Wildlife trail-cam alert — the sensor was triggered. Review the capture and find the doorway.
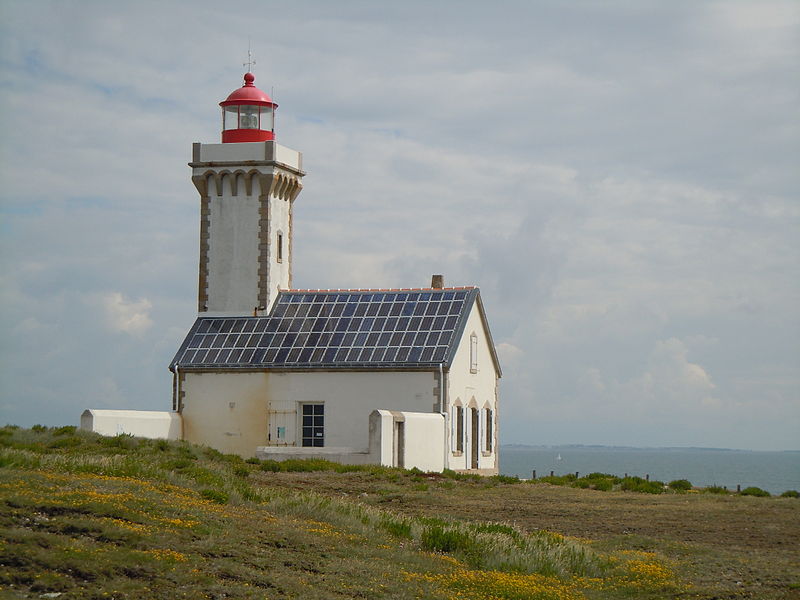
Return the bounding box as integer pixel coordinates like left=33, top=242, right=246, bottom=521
left=393, top=421, right=405, bottom=469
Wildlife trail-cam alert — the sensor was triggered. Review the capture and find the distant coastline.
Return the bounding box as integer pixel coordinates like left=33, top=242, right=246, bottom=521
left=500, top=445, right=800, bottom=494
left=501, top=443, right=800, bottom=453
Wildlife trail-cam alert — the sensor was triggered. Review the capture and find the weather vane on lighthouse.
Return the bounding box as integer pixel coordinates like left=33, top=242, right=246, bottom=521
left=244, top=40, right=256, bottom=72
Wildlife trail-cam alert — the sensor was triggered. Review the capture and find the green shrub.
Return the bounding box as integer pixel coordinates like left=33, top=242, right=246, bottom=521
left=202, top=447, right=225, bottom=462
left=153, top=439, right=170, bottom=452
left=536, top=475, right=571, bottom=486
left=584, top=472, right=617, bottom=481
left=780, top=490, right=799, bottom=498
left=492, top=474, right=520, bottom=485
left=620, top=476, right=646, bottom=490
left=441, top=469, right=481, bottom=483
left=99, top=433, right=137, bottom=450
left=52, top=426, right=77, bottom=436
left=593, top=479, right=613, bottom=492
left=233, top=465, right=250, bottom=478
left=473, top=523, right=519, bottom=537
left=165, top=458, right=193, bottom=470
left=668, top=479, right=692, bottom=491
left=31, top=424, right=48, bottom=433
left=380, top=517, right=412, bottom=538
left=421, top=526, right=474, bottom=554
left=740, top=486, right=770, bottom=497
left=47, top=436, right=82, bottom=449
left=621, top=477, right=664, bottom=494
left=245, top=457, right=261, bottom=465
left=200, top=489, right=229, bottom=504
left=239, top=486, right=265, bottom=503
left=703, top=485, right=728, bottom=494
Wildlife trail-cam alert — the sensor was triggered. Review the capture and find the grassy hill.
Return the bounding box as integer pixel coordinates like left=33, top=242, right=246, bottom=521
left=1, top=426, right=797, bottom=599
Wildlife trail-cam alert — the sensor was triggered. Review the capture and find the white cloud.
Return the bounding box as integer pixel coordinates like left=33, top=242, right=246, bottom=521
left=100, top=292, right=153, bottom=336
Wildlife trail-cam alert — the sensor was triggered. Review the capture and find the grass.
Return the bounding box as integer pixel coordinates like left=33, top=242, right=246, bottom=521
left=1, top=426, right=796, bottom=599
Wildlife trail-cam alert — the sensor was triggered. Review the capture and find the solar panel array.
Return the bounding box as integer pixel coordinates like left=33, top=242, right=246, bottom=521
left=172, top=289, right=476, bottom=369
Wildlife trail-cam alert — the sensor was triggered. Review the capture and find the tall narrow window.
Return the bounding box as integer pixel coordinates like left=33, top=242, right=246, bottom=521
left=470, top=333, right=478, bottom=373
left=484, top=408, right=493, bottom=453
left=277, top=232, right=284, bottom=263
left=456, top=406, right=464, bottom=453
left=301, top=403, right=324, bottom=447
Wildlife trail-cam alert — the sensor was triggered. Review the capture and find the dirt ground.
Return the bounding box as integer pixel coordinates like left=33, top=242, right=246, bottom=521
left=259, top=472, right=800, bottom=599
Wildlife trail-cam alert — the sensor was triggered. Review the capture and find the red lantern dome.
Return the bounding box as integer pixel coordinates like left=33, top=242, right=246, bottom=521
left=219, top=73, right=278, bottom=143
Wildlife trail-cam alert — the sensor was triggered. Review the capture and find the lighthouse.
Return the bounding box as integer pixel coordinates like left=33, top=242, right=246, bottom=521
left=189, top=72, right=305, bottom=316
left=84, top=69, right=502, bottom=473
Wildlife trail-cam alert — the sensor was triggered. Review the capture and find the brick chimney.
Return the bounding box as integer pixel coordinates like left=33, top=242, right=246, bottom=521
left=431, top=274, right=444, bottom=289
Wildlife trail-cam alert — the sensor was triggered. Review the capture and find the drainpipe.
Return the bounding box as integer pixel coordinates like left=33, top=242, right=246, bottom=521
left=172, top=365, right=178, bottom=412
left=439, top=362, right=447, bottom=470
left=174, top=364, right=181, bottom=414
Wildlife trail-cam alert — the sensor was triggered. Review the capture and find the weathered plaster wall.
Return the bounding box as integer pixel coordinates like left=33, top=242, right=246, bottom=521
left=180, top=370, right=437, bottom=457
left=181, top=372, right=270, bottom=457
left=263, top=371, right=437, bottom=449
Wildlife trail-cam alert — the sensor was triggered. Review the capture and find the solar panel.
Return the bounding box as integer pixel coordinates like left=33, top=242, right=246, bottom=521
left=171, top=288, right=476, bottom=369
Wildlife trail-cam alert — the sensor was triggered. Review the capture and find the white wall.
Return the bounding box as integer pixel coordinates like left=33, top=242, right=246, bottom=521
left=198, top=142, right=302, bottom=170
left=257, top=409, right=446, bottom=472
left=206, top=184, right=260, bottom=314
left=180, top=369, right=438, bottom=457
left=263, top=370, right=437, bottom=449
left=80, top=410, right=182, bottom=440
left=400, top=411, right=445, bottom=472
left=181, top=371, right=270, bottom=456
left=269, top=192, right=291, bottom=298
left=446, top=299, right=500, bottom=474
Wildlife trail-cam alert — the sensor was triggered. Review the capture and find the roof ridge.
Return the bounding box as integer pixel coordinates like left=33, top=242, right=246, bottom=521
left=284, top=286, right=476, bottom=293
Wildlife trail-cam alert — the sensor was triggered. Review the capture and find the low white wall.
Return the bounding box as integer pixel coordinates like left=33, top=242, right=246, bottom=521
left=80, top=410, right=182, bottom=440
left=255, top=446, right=373, bottom=465
left=256, top=409, right=445, bottom=472
left=401, top=412, right=445, bottom=472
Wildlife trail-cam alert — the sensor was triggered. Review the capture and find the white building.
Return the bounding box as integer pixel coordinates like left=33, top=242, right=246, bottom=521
left=86, top=72, right=502, bottom=473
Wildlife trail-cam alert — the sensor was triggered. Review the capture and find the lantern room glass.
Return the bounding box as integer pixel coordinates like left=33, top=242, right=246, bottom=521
left=260, top=106, right=274, bottom=131
left=223, top=106, right=239, bottom=131
left=222, top=105, right=274, bottom=131
left=239, top=105, right=259, bottom=129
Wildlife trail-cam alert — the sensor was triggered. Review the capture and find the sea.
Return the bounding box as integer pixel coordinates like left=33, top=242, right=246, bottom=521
left=499, top=445, right=800, bottom=495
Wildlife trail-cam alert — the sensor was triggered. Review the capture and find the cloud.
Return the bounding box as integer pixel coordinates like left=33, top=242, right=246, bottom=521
left=100, top=292, right=153, bottom=336
left=618, top=338, right=719, bottom=415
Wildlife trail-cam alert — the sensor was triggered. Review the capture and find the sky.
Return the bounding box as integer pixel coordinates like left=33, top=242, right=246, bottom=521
left=0, top=1, right=798, bottom=450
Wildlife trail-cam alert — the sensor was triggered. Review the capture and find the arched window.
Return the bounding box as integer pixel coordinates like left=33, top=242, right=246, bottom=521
left=484, top=407, right=493, bottom=453
left=451, top=402, right=464, bottom=454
